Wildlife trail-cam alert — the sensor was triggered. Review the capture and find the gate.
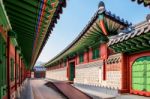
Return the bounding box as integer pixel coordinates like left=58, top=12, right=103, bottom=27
left=131, top=56, right=150, bottom=95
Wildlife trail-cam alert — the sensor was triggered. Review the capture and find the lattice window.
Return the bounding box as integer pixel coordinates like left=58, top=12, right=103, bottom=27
left=10, top=58, right=14, bottom=81
left=92, top=48, right=100, bottom=59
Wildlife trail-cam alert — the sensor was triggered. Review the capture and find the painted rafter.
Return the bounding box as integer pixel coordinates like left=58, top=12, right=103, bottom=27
left=31, top=0, right=60, bottom=67
left=0, top=0, right=11, bottom=30
left=44, top=2, right=130, bottom=67
left=3, top=0, right=66, bottom=67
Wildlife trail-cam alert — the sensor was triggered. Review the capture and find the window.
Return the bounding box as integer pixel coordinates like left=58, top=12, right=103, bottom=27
left=16, top=64, right=19, bottom=79
left=10, top=58, right=14, bottom=81
left=92, top=48, right=100, bottom=59
left=79, top=53, right=84, bottom=63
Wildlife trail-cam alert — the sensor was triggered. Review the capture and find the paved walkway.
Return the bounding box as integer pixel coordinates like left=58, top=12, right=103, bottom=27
left=74, top=84, right=150, bottom=99
left=30, top=79, right=66, bottom=99
left=20, top=79, right=34, bottom=99
left=20, top=79, right=150, bottom=99
left=51, top=81, right=92, bottom=99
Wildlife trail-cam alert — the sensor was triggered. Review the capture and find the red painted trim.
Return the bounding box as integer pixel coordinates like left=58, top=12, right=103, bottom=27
left=100, top=43, right=108, bottom=60
left=99, top=20, right=108, bottom=35
left=9, top=42, right=16, bottom=94
left=2, top=95, right=7, bottom=99
left=31, top=0, right=47, bottom=62
left=66, top=59, right=69, bottom=79
left=130, top=89, right=150, bottom=97
left=77, top=51, right=90, bottom=65
left=103, top=60, right=106, bottom=80
left=7, top=36, right=10, bottom=99
left=120, top=53, right=129, bottom=92
left=76, top=55, right=79, bottom=65
left=15, top=48, right=17, bottom=91
left=19, top=58, right=22, bottom=86
left=84, top=51, right=89, bottom=63
left=129, top=51, right=150, bottom=96
left=89, top=48, right=93, bottom=62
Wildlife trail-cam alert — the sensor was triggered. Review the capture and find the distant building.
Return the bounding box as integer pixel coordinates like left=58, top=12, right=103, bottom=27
left=33, top=66, right=46, bottom=78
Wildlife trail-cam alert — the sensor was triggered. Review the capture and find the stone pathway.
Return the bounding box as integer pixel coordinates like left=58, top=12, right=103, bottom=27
left=20, top=79, right=34, bottom=99
left=30, top=79, right=66, bottom=99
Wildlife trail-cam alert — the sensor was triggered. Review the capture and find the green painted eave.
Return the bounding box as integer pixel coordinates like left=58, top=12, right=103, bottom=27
left=0, top=0, right=11, bottom=30
left=108, top=21, right=150, bottom=54
left=110, top=32, right=150, bottom=54
left=44, top=10, right=130, bottom=67
left=3, top=0, right=66, bottom=68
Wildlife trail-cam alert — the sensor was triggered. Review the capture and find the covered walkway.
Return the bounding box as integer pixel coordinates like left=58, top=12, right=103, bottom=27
left=20, top=79, right=150, bottom=99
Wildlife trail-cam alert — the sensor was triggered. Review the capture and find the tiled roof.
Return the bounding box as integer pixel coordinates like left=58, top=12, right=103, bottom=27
left=108, top=21, right=150, bottom=46
left=33, top=66, right=46, bottom=72
left=131, top=0, right=150, bottom=7
left=44, top=9, right=131, bottom=67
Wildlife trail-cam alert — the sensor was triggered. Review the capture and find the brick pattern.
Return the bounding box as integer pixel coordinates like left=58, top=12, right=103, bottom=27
left=106, top=71, right=121, bottom=89
left=74, top=61, right=103, bottom=85
left=46, top=67, right=67, bottom=81
left=74, top=54, right=122, bottom=90
left=105, top=53, right=122, bottom=89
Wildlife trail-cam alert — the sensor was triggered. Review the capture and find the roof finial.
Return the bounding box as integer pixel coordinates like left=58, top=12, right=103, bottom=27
left=98, top=1, right=105, bottom=13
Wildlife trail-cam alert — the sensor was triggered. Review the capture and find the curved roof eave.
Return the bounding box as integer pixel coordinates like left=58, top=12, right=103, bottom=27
left=131, top=0, right=150, bottom=7
left=31, top=0, right=67, bottom=67
left=44, top=8, right=131, bottom=67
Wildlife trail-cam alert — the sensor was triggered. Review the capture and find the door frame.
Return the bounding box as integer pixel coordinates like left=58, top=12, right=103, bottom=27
left=69, top=62, right=75, bottom=81
left=129, top=51, right=150, bottom=96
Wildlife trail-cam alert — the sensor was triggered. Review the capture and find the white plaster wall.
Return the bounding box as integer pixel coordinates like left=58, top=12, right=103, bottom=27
left=74, top=60, right=121, bottom=90
left=74, top=61, right=103, bottom=85
left=106, top=71, right=121, bottom=89
left=46, top=67, right=67, bottom=81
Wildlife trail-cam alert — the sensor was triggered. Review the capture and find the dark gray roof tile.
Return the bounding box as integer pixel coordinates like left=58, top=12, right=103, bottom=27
left=108, top=21, right=150, bottom=46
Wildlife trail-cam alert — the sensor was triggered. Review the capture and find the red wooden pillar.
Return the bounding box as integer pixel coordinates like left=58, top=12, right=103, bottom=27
left=119, top=53, right=129, bottom=93
left=100, top=44, right=108, bottom=60
left=100, top=43, right=108, bottom=80
left=7, top=36, right=10, bottom=99
left=15, top=48, right=17, bottom=91
left=21, top=61, right=23, bottom=84
left=75, top=56, right=78, bottom=65
left=89, top=48, right=92, bottom=62
left=66, top=58, right=69, bottom=80
left=19, top=58, right=22, bottom=86
left=76, top=55, right=79, bottom=65
left=84, top=50, right=89, bottom=63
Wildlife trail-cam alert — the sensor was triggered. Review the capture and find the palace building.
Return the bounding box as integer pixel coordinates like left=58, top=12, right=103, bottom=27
left=45, top=1, right=150, bottom=97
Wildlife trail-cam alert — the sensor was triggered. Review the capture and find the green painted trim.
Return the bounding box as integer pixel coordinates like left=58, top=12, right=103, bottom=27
left=16, top=46, right=21, bottom=54
left=110, top=32, right=150, bottom=53
left=0, top=0, right=12, bottom=30
left=10, top=38, right=18, bottom=47
left=8, top=30, right=17, bottom=38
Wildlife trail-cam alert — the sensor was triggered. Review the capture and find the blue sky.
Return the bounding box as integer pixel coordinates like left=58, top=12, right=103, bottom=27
left=36, top=0, right=149, bottom=64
